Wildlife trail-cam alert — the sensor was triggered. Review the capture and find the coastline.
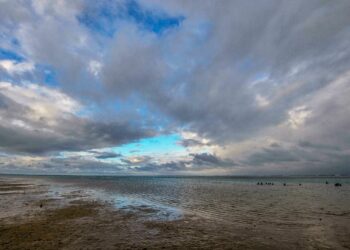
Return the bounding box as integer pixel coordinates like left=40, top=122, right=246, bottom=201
left=0, top=176, right=349, bottom=250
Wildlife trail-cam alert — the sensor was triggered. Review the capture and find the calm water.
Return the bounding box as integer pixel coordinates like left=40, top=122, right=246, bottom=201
left=40, top=176, right=350, bottom=224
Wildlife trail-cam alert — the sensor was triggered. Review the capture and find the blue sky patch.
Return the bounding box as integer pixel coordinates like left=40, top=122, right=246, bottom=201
left=126, top=0, right=184, bottom=34
left=78, top=0, right=183, bottom=37
left=113, top=133, right=185, bottom=157
left=0, top=48, right=23, bottom=62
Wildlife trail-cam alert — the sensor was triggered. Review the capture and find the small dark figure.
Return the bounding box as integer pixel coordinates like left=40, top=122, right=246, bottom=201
left=299, top=183, right=302, bottom=186
left=334, top=183, right=342, bottom=187
left=40, top=203, right=43, bottom=208
left=326, top=181, right=329, bottom=184
left=283, top=183, right=286, bottom=186
left=272, top=183, right=274, bottom=185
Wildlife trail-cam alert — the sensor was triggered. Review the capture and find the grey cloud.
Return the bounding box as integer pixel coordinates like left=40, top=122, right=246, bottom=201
left=120, top=155, right=152, bottom=165
left=132, top=153, right=237, bottom=173
left=179, top=139, right=210, bottom=148
left=100, top=0, right=350, bottom=146
left=0, top=88, right=153, bottom=155
left=134, top=161, right=186, bottom=173
left=0, top=156, right=124, bottom=175
left=243, top=148, right=300, bottom=166
left=1, top=0, right=350, bottom=175
left=298, top=141, right=341, bottom=152
left=191, top=153, right=237, bottom=168
left=101, top=25, right=168, bottom=103
left=91, top=151, right=122, bottom=159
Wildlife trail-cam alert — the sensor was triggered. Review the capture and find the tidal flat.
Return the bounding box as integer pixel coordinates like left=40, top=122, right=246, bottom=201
left=0, top=175, right=349, bottom=250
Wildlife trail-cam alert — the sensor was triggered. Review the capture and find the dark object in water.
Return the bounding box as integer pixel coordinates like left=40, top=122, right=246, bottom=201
left=299, top=183, right=302, bottom=186
left=334, top=183, right=342, bottom=187
left=326, top=181, right=329, bottom=184
left=283, top=183, right=286, bottom=186
left=40, top=203, right=43, bottom=208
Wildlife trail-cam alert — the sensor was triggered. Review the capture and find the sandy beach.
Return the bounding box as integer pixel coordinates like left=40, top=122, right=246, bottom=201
left=0, top=176, right=349, bottom=250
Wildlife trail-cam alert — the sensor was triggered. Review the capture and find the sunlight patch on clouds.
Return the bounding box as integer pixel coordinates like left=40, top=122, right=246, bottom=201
left=88, top=60, right=102, bottom=77
left=0, top=81, right=81, bottom=121
left=288, top=106, right=312, bottom=129
left=255, top=94, right=270, bottom=108
left=0, top=60, right=35, bottom=75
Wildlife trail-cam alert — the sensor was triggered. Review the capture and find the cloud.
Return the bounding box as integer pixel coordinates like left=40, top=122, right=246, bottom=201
left=178, top=138, right=210, bottom=148
left=0, top=154, right=124, bottom=175
left=191, top=153, right=237, bottom=168
left=0, top=82, right=153, bottom=154
left=243, top=148, right=300, bottom=166
left=0, top=60, right=35, bottom=75
left=92, top=151, right=122, bottom=159
left=1, top=0, right=350, bottom=175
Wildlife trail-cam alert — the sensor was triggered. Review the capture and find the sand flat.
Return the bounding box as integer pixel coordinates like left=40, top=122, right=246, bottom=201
left=0, top=176, right=349, bottom=250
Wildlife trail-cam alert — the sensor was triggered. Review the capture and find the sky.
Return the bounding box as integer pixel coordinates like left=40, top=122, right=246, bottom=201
left=0, top=0, right=350, bottom=176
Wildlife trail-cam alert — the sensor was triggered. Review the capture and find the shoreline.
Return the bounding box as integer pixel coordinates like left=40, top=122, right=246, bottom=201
left=0, top=176, right=349, bottom=249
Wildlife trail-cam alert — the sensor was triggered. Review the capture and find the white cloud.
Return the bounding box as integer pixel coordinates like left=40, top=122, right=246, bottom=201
left=287, top=106, right=312, bottom=129
left=88, top=60, right=102, bottom=77
left=0, top=60, right=35, bottom=75
left=255, top=94, right=270, bottom=108
left=0, top=81, right=81, bottom=122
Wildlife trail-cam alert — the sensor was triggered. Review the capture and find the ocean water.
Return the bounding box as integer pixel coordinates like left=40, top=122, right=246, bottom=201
left=40, top=176, right=350, bottom=224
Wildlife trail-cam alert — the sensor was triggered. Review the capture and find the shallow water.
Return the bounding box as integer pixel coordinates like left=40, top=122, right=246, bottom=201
left=1, top=175, right=349, bottom=249
left=31, top=175, right=350, bottom=225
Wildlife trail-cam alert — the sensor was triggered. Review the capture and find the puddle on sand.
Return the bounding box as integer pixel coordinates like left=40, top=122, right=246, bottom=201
left=111, top=195, right=183, bottom=221
left=46, top=183, right=183, bottom=222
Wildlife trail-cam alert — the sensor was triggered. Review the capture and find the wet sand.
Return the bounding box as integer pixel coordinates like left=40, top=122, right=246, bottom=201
left=0, top=177, right=349, bottom=250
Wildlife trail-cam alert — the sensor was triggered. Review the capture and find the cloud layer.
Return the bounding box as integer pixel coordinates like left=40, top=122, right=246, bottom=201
left=0, top=0, right=350, bottom=175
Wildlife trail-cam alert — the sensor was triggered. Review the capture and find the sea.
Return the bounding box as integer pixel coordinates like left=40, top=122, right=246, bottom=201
left=20, top=175, right=350, bottom=223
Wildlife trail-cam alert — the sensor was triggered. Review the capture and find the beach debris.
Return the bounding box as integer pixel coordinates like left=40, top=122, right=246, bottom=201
left=334, top=183, right=342, bottom=187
